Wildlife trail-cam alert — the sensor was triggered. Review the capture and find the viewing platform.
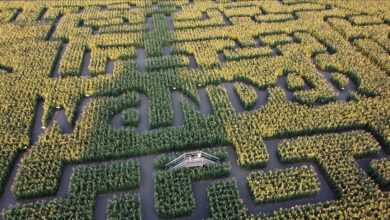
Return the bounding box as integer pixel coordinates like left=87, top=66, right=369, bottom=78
left=165, top=151, right=220, bottom=171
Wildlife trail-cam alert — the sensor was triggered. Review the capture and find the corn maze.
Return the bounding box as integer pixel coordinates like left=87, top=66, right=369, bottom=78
left=0, top=0, right=390, bottom=219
